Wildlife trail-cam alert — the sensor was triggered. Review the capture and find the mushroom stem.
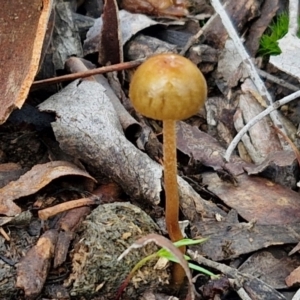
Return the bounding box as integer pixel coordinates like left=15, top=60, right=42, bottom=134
left=163, top=120, right=183, bottom=243
left=163, top=119, right=186, bottom=285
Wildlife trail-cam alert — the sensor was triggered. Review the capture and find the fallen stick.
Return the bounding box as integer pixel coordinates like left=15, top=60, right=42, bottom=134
left=38, top=198, right=96, bottom=220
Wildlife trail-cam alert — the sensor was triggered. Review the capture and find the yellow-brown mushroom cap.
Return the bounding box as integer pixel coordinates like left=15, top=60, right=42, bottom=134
left=129, top=53, right=207, bottom=120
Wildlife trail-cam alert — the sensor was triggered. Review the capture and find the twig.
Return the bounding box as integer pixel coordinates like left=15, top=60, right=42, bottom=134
left=224, top=90, right=300, bottom=161
left=236, top=287, right=253, bottom=300
left=257, top=68, right=300, bottom=92
left=0, top=227, right=10, bottom=241
left=31, top=60, right=143, bottom=90
left=187, top=250, right=252, bottom=300
left=38, top=198, right=96, bottom=220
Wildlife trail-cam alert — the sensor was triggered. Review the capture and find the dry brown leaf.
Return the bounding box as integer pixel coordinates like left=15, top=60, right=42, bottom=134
left=238, top=249, right=299, bottom=289
left=202, top=172, right=300, bottom=225
left=286, top=266, right=300, bottom=287
left=0, top=0, right=53, bottom=124
left=83, top=9, right=157, bottom=56
left=191, top=211, right=300, bottom=261
left=0, top=161, right=96, bottom=217
left=99, top=0, right=122, bottom=66
left=176, top=121, right=249, bottom=176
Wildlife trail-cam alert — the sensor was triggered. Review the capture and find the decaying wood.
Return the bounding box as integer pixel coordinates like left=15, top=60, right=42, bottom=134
left=16, top=230, right=58, bottom=299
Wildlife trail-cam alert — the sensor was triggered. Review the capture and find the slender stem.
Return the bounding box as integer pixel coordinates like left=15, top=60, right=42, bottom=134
left=163, top=120, right=183, bottom=242
left=163, top=120, right=185, bottom=285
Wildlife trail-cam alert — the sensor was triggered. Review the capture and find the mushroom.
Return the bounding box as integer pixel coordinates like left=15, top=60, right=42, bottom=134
left=129, top=53, right=207, bottom=284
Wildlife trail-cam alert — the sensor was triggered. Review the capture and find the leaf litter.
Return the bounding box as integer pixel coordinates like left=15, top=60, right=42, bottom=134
left=2, top=0, right=300, bottom=299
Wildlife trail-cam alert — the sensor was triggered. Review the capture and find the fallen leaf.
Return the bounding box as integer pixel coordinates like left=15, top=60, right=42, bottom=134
left=98, top=0, right=122, bottom=66
left=0, top=0, right=53, bottom=124
left=0, top=161, right=96, bottom=216
left=244, top=150, right=298, bottom=189
left=191, top=213, right=300, bottom=260
left=52, top=0, right=83, bottom=70
left=83, top=10, right=157, bottom=56
left=238, top=249, right=299, bottom=289
left=176, top=121, right=249, bottom=176
left=202, top=172, right=300, bottom=225
left=286, top=266, right=300, bottom=287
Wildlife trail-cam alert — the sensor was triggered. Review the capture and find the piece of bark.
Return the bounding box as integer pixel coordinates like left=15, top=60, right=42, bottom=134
left=54, top=230, right=74, bottom=268
left=16, top=229, right=58, bottom=299
left=56, top=206, right=91, bottom=232
left=244, top=150, right=299, bottom=189
left=38, top=197, right=95, bottom=220
left=119, top=0, right=188, bottom=16
left=0, top=0, right=53, bottom=124
left=39, top=80, right=162, bottom=206
left=176, top=121, right=250, bottom=176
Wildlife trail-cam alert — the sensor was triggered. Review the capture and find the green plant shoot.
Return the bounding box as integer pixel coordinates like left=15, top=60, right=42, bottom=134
left=259, top=12, right=300, bottom=57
